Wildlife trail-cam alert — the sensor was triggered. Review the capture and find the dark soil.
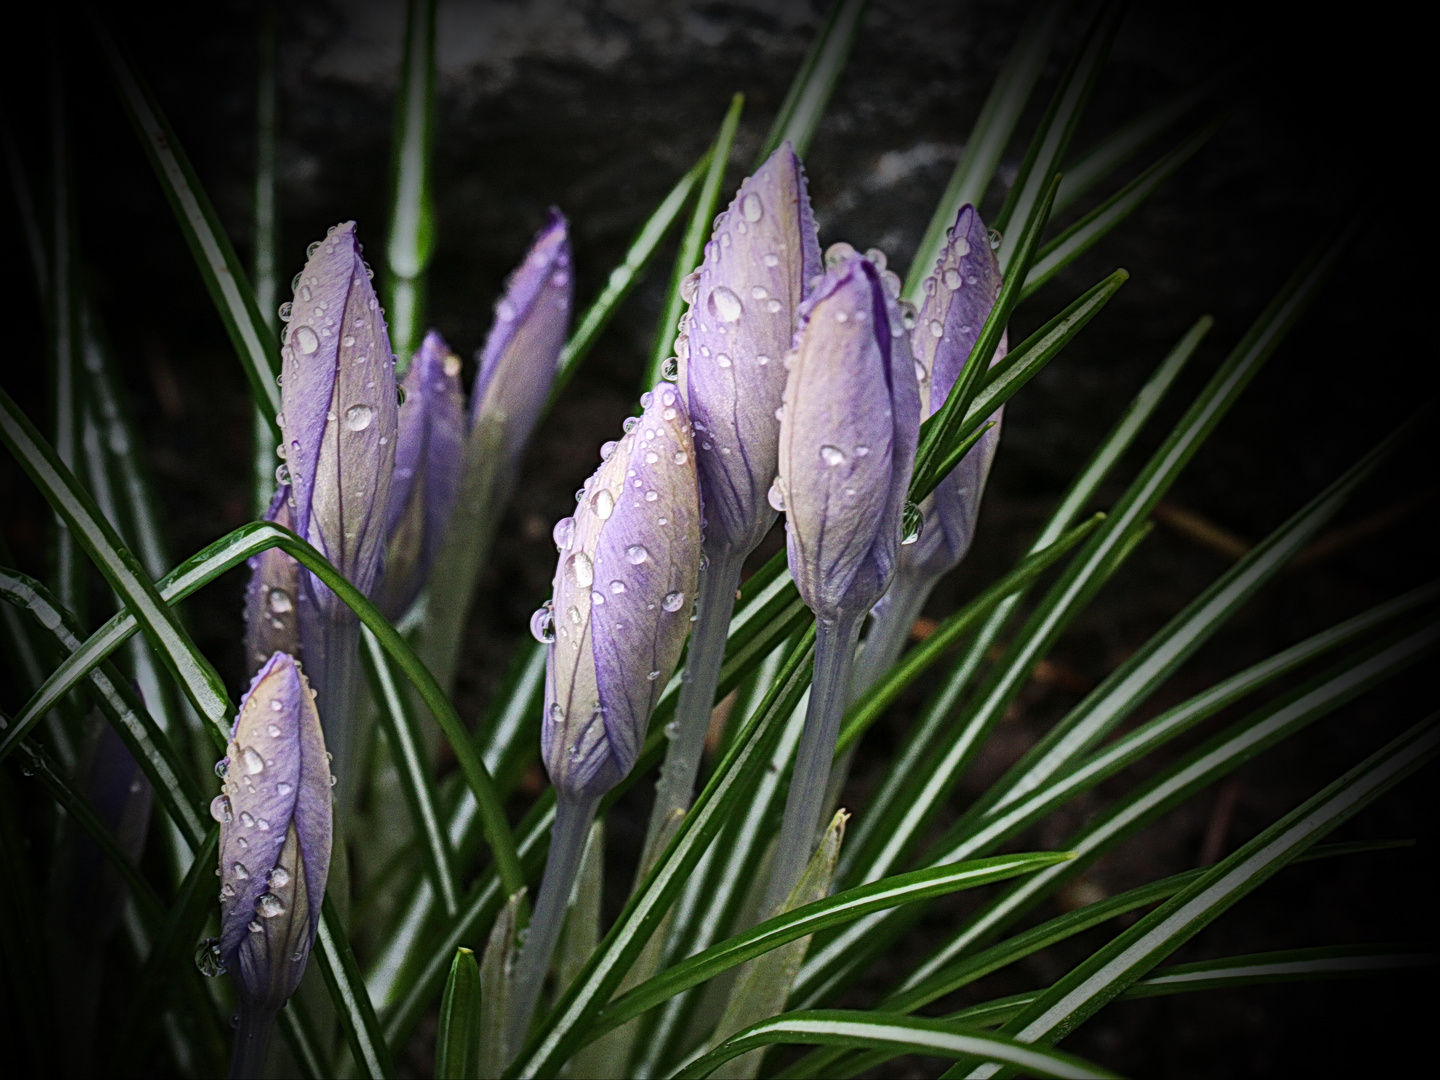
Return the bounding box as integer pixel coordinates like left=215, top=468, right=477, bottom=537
left=1, top=2, right=1434, bottom=1077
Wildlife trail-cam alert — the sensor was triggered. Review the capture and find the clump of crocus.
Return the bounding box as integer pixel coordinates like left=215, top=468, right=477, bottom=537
left=210, top=652, right=333, bottom=1079
left=421, top=211, right=573, bottom=694
left=277, top=221, right=399, bottom=803
left=852, top=204, right=1006, bottom=693
left=243, top=485, right=300, bottom=677
left=507, top=381, right=701, bottom=1055
left=645, top=142, right=821, bottom=856
left=763, top=248, right=921, bottom=913
left=374, top=330, right=465, bottom=622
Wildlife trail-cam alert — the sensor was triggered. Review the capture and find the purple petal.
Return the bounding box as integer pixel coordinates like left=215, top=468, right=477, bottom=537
left=215, top=652, right=333, bottom=1012
left=543, top=383, right=701, bottom=799
left=777, top=256, right=921, bottom=620
left=376, top=330, right=465, bottom=619
left=471, top=210, right=572, bottom=465
left=682, top=143, right=821, bottom=558
left=243, top=486, right=300, bottom=675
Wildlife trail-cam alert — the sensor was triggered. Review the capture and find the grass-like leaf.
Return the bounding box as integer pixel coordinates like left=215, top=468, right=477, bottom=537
left=757, top=0, right=868, bottom=162
left=435, top=948, right=482, bottom=1080
left=92, top=15, right=281, bottom=429
left=314, top=895, right=397, bottom=1079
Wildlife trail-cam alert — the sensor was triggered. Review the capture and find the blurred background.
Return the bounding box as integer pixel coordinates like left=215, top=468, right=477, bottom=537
left=1, top=1, right=1432, bottom=1075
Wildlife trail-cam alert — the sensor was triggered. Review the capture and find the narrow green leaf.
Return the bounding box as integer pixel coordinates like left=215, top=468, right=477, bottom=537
left=313, top=895, right=396, bottom=1079
left=1022, top=116, right=1223, bottom=300
left=279, top=1003, right=328, bottom=1080
left=361, top=626, right=460, bottom=917
left=993, top=0, right=1125, bottom=253
left=551, top=154, right=708, bottom=403
left=253, top=1, right=281, bottom=515
left=91, top=15, right=281, bottom=429
left=435, top=948, right=482, bottom=1080
left=757, top=0, right=868, bottom=162
left=903, top=0, right=1070, bottom=303
left=672, top=1011, right=1119, bottom=1080
left=481, top=890, right=525, bottom=1078
left=976, top=714, right=1439, bottom=1074
left=385, top=0, right=438, bottom=366
left=0, top=385, right=233, bottom=737
left=646, top=93, right=744, bottom=387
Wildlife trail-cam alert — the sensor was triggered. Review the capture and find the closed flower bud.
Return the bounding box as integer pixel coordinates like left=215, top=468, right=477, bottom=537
left=375, top=331, right=465, bottom=620
left=680, top=143, right=821, bottom=559
left=470, top=209, right=572, bottom=462
left=774, top=253, right=922, bottom=622
left=243, top=486, right=300, bottom=676
left=539, top=383, right=701, bottom=800
left=906, top=205, right=1006, bottom=578
left=279, top=221, right=399, bottom=611
left=213, top=652, right=333, bottom=1015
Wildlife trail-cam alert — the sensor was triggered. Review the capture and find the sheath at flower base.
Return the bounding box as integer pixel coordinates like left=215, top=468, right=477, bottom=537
left=242, top=485, right=300, bottom=678
left=507, top=382, right=700, bottom=1055
left=421, top=211, right=573, bottom=695
left=763, top=252, right=921, bottom=914
left=854, top=204, right=1007, bottom=694
left=374, top=330, right=465, bottom=622
left=277, top=221, right=398, bottom=806
left=210, top=652, right=333, bottom=1078
left=647, top=142, right=821, bottom=850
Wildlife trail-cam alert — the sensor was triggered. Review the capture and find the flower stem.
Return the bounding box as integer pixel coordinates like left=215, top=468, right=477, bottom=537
left=640, top=550, right=743, bottom=870
left=309, top=611, right=363, bottom=816
left=762, top=611, right=863, bottom=915
left=229, top=1005, right=276, bottom=1079
left=505, top=792, right=598, bottom=1060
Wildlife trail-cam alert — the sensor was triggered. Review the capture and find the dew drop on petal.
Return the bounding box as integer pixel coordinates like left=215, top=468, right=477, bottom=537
left=592, top=489, right=614, bottom=520
left=763, top=253, right=779, bottom=267
left=645, top=490, right=658, bottom=501
left=553, top=517, right=576, bottom=550
left=623, top=416, right=639, bottom=433
left=530, top=604, right=556, bottom=643
left=609, top=580, right=626, bottom=594
left=548, top=703, right=565, bottom=724
left=268, top=867, right=290, bottom=888
left=661, top=356, right=679, bottom=381
left=647, top=669, right=661, bottom=681
left=255, top=893, right=286, bottom=918
left=625, top=544, right=649, bottom=565
left=267, top=723, right=281, bottom=737
left=989, top=228, right=1003, bottom=250
left=294, top=326, right=319, bottom=354
left=276, top=781, right=292, bottom=795
left=215, top=758, right=230, bottom=778
left=209, top=795, right=232, bottom=823
left=662, top=591, right=686, bottom=612
left=708, top=285, right=743, bottom=323
left=344, top=404, right=373, bottom=431
left=767, top=477, right=786, bottom=511
left=242, top=747, right=266, bottom=775
left=855, top=444, right=870, bottom=457
left=600, top=440, right=618, bottom=461
left=233, top=862, right=250, bottom=880
left=267, top=588, right=292, bottom=614
left=673, top=450, right=688, bottom=464
left=568, top=551, right=594, bottom=588
left=928, top=319, right=945, bottom=339
left=901, top=502, right=924, bottom=545
left=820, top=445, right=845, bottom=467
left=679, top=270, right=701, bottom=304
left=942, top=268, right=962, bottom=290
left=741, top=192, right=763, bottom=222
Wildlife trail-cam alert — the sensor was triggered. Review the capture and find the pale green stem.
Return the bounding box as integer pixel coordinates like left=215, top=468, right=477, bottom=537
left=762, top=612, right=863, bottom=915
left=641, top=549, right=743, bottom=868
left=229, top=1005, right=276, bottom=1079
left=505, top=792, right=598, bottom=1061
left=312, top=612, right=363, bottom=817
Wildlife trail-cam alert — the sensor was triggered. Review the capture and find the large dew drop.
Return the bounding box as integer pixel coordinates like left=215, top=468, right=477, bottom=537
left=242, top=747, right=266, bottom=775
left=255, top=893, right=286, bottom=918
left=819, top=445, right=845, bottom=467
left=708, top=285, right=743, bottom=323
left=553, top=517, right=576, bottom=550
left=209, top=794, right=233, bottom=824
left=901, top=501, right=924, bottom=545
left=294, top=326, right=320, bottom=354
left=662, top=591, right=686, bottom=613
left=592, top=489, right=614, bottom=520
left=741, top=193, right=763, bottom=222
left=625, top=544, right=650, bottom=565
left=267, top=588, right=292, bottom=614
left=568, top=551, right=595, bottom=588
left=530, top=604, right=556, bottom=644
left=767, top=477, right=786, bottom=512
left=343, top=404, right=374, bottom=431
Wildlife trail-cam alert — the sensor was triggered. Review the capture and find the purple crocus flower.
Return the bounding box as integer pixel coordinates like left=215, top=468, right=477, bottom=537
left=540, top=382, right=701, bottom=800
left=212, top=652, right=332, bottom=1071
left=774, top=252, right=922, bottom=623
left=242, top=485, right=299, bottom=677
left=374, top=330, right=465, bottom=622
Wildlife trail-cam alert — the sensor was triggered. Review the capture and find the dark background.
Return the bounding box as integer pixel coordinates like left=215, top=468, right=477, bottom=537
left=1, top=1, right=1434, bottom=1076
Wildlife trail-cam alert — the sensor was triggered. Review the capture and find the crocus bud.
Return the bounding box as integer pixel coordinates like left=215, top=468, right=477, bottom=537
left=278, top=221, right=399, bottom=611
left=905, top=205, right=1006, bottom=578
left=374, top=331, right=465, bottom=621
left=679, top=142, right=821, bottom=560
left=773, top=253, right=921, bottom=622
left=212, top=652, right=333, bottom=1015
left=536, top=383, right=701, bottom=800
left=243, top=486, right=300, bottom=676
left=470, top=209, right=572, bottom=464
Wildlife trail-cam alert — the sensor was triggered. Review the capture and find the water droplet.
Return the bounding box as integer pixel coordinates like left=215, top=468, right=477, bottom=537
left=600, top=440, right=618, bottom=461
left=568, top=551, right=595, bottom=588
left=820, top=445, right=845, bottom=467
left=553, top=517, right=576, bottom=550
left=834, top=310, right=849, bottom=323
left=988, top=228, right=1003, bottom=250
left=767, top=477, right=786, bottom=511
left=640, top=391, right=654, bottom=409
left=274, top=463, right=291, bottom=486
left=591, top=489, right=614, bottom=520
left=266, top=588, right=292, bottom=616
left=609, top=580, right=627, bottom=595
left=928, top=319, right=945, bottom=339
left=645, top=490, right=658, bottom=501
left=662, top=591, right=685, bottom=612
left=679, top=270, right=701, bottom=304
left=255, top=893, right=286, bottom=918
left=741, top=192, right=763, bottom=222
left=209, top=795, right=233, bottom=823
left=661, top=356, right=680, bottom=381
left=278, top=301, right=293, bottom=322
left=215, top=758, right=229, bottom=778
left=716, top=353, right=732, bottom=368
left=708, top=285, right=743, bottom=323
left=591, top=589, right=606, bottom=605
left=343, top=404, right=374, bottom=431
left=915, top=359, right=928, bottom=383
left=901, top=502, right=924, bottom=545
left=567, top=605, right=582, bottom=625
left=268, top=867, right=291, bottom=888
left=623, top=416, right=639, bottom=433
left=396, top=385, right=407, bottom=406
left=548, top=703, right=565, bottom=725
left=232, top=861, right=250, bottom=880
left=195, top=938, right=226, bottom=977
left=248, top=920, right=264, bottom=933
left=530, top=604, right=556, bottom=643
left=625, top=544, right=649, bottom=565
left=242, top=747, right=265, bottom=775
left=647, top=669, right=661, bottom=682
left=257, top=817, right=271, bottom=830
left=645, top=451, right=659, bottom=464
left=942, top=267, right=963, bottom=290
left=664, top=720, right=680, bottom=740
left=294, top=326, right=319, bottom=354
left=270, top=700, right=283, bottom=712
left=774, top=405, right=785, bottom=421
left=673, top=450, right=688, bottom=464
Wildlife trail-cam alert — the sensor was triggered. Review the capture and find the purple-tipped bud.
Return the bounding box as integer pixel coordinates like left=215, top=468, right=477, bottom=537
left=375, top=331, right=465, bottom=620
left=904, top=205, right=1006, bottom=579
left=243, top=486, right=300, bottom=676
left=470, top=210, right=572, bottom=463
left=212, top=652, right=333, bottom=1015
left=679, top=143, right=821, bottom=559
left=278, top=221, right=398, bottom=610
left=537, top=384, right=701, bottom=800
left=773, top=252, right=921, bottom=622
